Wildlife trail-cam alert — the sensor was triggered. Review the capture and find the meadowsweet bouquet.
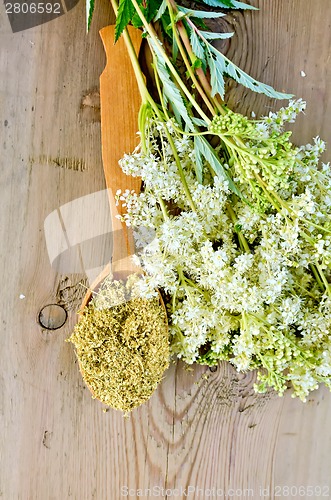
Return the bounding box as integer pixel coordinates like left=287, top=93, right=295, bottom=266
left=83, top=0, right=331, bottom=403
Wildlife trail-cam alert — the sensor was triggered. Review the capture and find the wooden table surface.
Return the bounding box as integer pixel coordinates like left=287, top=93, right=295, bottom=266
left=1, top=1, right=331, bottom=498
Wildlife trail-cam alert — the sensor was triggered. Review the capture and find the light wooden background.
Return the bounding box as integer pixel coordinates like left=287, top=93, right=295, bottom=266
left=1, top=1, right=331, bottom=499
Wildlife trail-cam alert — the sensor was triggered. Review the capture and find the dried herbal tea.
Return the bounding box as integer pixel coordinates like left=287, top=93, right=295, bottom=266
left=68, top=275, right=169, bottom=412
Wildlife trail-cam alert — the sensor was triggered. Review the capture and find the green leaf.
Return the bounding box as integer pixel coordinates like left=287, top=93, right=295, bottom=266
left=146, top=0, right=162, bottom=22
left=194, top=18, right=208, bottom=31
left=132, top=11, right=143, bottom=28
left=138, top=102, right=152, bottom=152
left=178, top=6, right=226, bottom=19
left=174, top=11, right=187, bottom=22
left=154, top=0, right=167, bottom=21
left=192, top=58, right=202, bottom=70
left=150, top=39, right=194, bottom=130
left=200, top=30, right=234, bottom=40
left=200, top=0, right=257, bottom=9
left=131, top=0, right=159, bottom=30
left=115, top=0, right=135, bottom=42
left=191, top=116, right=208, bottom=127
left=172, top=28, right=179, bottom=61
left=194, top=136, right=243, bottom=197
left=160, top=11, right=172, bottom=36
left=210, top=0, right=234, bottom=6
left=190, top=29, right=206, bottom=61
left=86, top=0, right=95, bottom=32
left=225, top=0, right=257, bottom=9
left=208, top=45, right=293, bottom=100
left=207, top=52, right=226, bottom=98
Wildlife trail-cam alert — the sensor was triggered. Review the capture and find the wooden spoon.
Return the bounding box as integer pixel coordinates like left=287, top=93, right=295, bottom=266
left=81, top=25, right=143, bottom=308
left=72, top=26, right=169, bottom=411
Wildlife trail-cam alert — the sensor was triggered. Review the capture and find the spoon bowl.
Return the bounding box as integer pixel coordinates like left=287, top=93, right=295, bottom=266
left=71, top=25, right=169, bottom=412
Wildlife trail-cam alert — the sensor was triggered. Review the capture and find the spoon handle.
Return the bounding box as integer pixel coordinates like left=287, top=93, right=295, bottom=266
left=99, top=25, right=142, bottom=267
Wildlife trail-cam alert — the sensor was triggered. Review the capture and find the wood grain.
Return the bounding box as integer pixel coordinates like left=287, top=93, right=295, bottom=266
left=1, top=1, right=331, bottom=499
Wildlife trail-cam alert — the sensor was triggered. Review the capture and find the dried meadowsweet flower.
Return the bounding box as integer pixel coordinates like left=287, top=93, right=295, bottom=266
left=68, top=274, right=169, bottom=412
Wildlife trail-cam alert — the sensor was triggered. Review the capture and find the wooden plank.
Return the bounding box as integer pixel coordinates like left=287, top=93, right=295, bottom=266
left=0, top=1, right=331, bottom=498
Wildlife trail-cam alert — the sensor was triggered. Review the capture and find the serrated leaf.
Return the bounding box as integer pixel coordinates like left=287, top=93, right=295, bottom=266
left=200, top=30, right=234, bottom=40
left=191, top=116, right=208, bottom=127
left=131, top=0, right=159, bottom=28
left=194, top=136, right=243, bottom=197
left=226, top=0, right=257, bottom=9
left=174, top=11, right=187, bottom=22
left=160, top=11, right=172, bottom=36
left=178, top=6, right=226, bottom=19
left=200, top=0, right=257, bottom=9
left=208, top=45, right=293, bottom=100
left=207, top=52, right=226, bottom=98
left=132, top=10, right=144, bottom=28
left=132, top=0, right=159, bottom=28
left=86, top=0, right=95, bottom=32
left=154, top=0, right=167, bottom=21
left=115, top=0, right=135, bottom=42
left=146, top=0, right=162, bottom=21
left=211, top=0, right=233, bottom=6
left=150, top=39, right=194, bottom=130
left=190, top=29, right=206, bottom=61
left=194, top=18, right=208, bottom=31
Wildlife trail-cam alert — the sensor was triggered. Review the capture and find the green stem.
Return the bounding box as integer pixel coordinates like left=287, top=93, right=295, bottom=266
left=166, top=129, right=197, bottom=211
left=309, top=264, right=325, bottom=291
left=226, top=203, right=250, bottom=252
left=110, top=0, right=151, bottom=104
left=195, top=66, right=225, bottom=115
left=152, top=55, right=174, bottom=124
left=128, top=0, right=211, bottom=123
left=301, top=219, right=331, bottom=235
left=138, top=103, right=149, bottom=154
left=315, top=263, right=331, bottom=296
left=171, top=15, right=215, bottom=116
left=253, top=172, right=283, bottom=211
left=294, top=282, right=317, bottom=300
left=158, top=197, right=169, bottom=220
left=185, top=17, right=225, bottom=114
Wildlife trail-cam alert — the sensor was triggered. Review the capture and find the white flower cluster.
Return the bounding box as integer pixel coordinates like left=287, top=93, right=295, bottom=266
left=117, top=106, right=331, bottom=401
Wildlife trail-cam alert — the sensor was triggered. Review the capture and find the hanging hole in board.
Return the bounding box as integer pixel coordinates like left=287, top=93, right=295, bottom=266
left=38, top=304, right=67, bottom=330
